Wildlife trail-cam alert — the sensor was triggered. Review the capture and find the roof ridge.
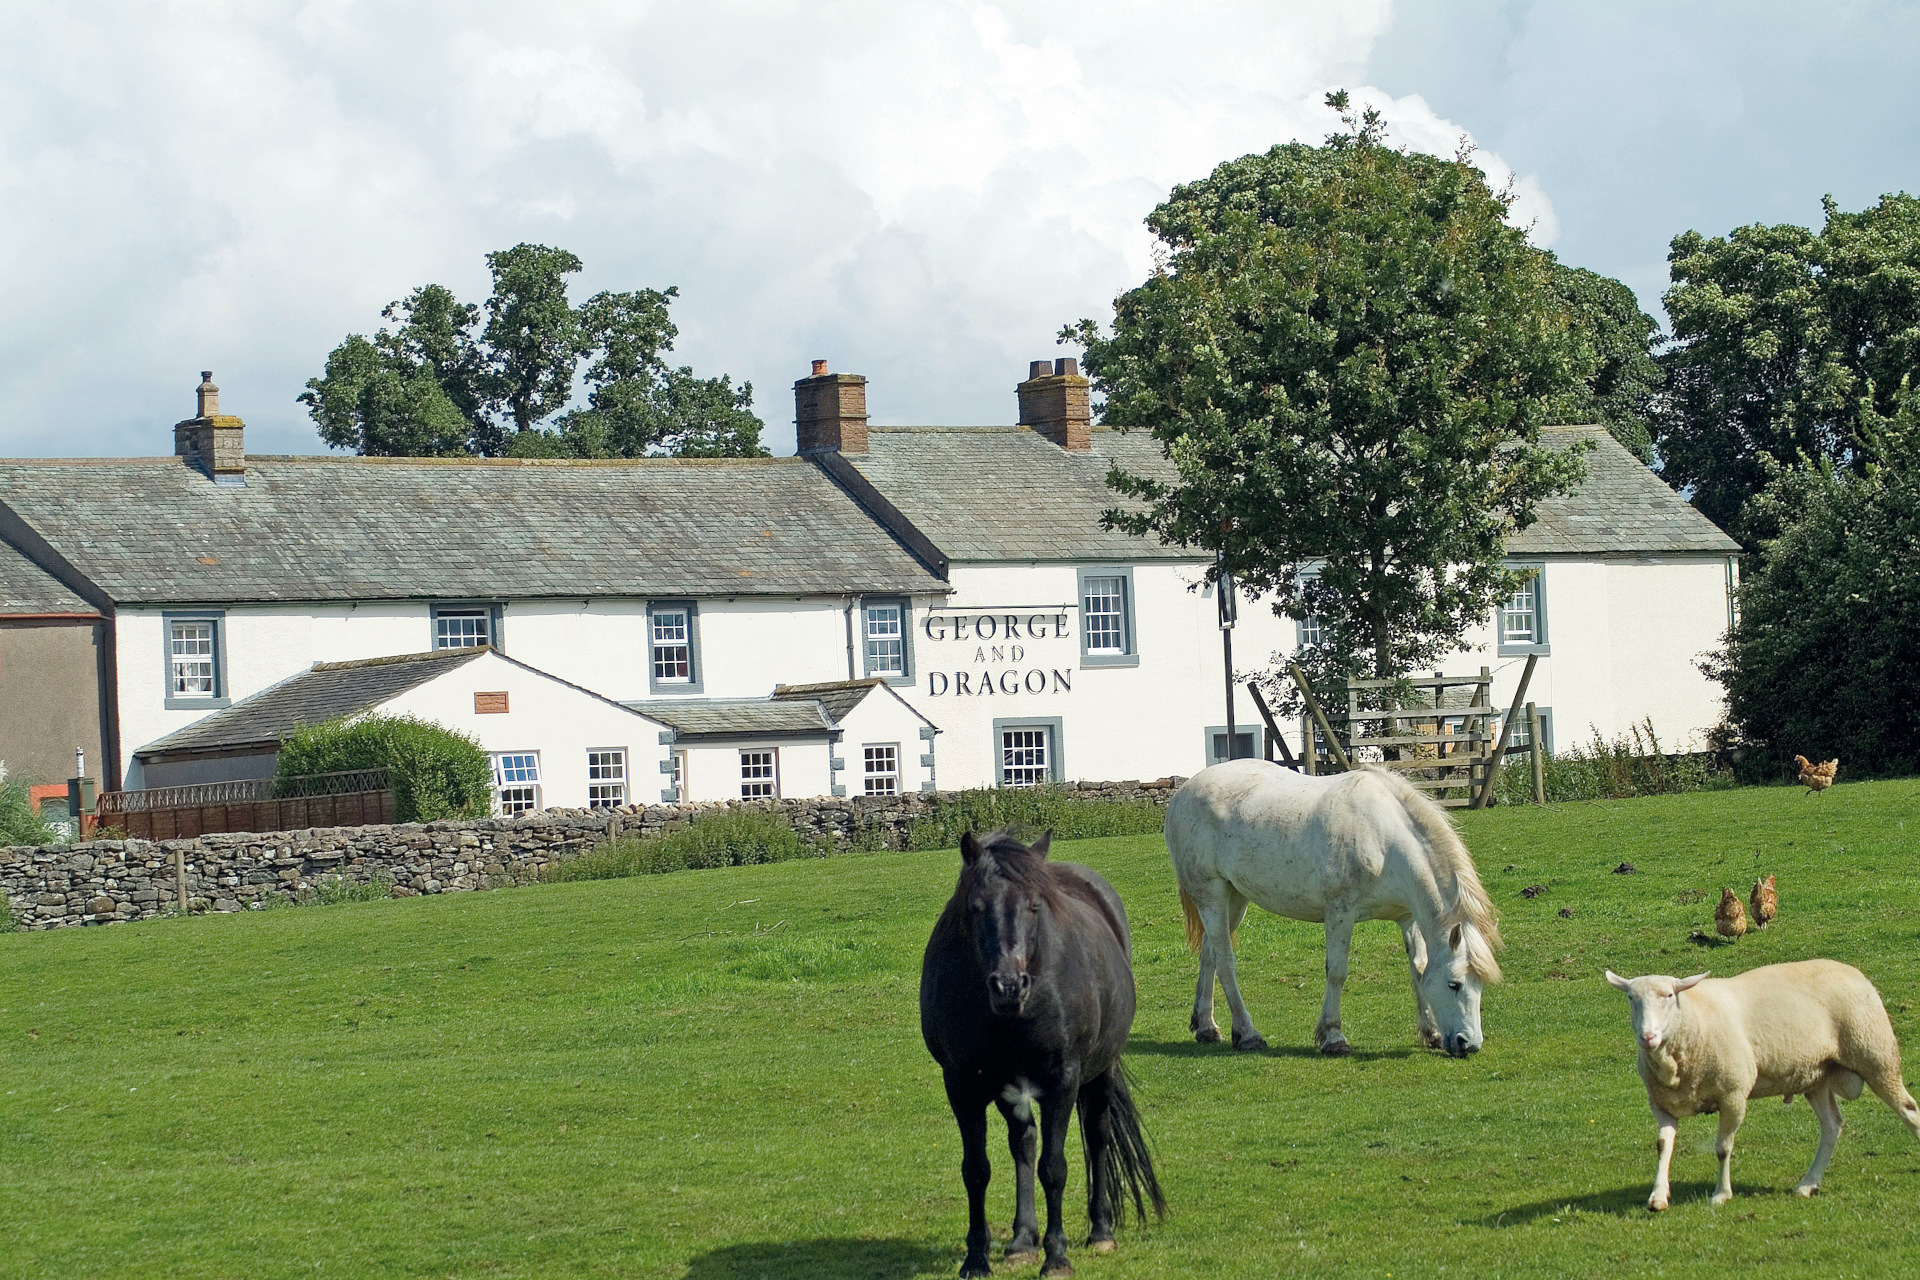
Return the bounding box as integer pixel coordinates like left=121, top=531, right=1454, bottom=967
left=311, top=647, right=487, bottom=671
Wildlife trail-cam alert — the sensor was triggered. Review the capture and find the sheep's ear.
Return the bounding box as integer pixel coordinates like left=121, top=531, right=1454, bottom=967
left=1605, top=970, right=1633, bottom=992
left=1675, top=972, right=1709, bottom=991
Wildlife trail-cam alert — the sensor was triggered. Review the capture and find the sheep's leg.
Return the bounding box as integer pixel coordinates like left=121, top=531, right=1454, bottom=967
left=1400, top=919, right=1442, bottom=1050
left=1315, top=912, right=1357, bottom=1056
left=1796, top=1085, right=1843, bottom=1197
left=1711, top=1098, right=1747, bottom=1206
left=1648, top=1103, right=1679, bottom=1212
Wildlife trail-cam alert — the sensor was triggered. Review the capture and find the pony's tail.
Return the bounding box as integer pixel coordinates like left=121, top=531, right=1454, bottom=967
left=1081, top=1063, right=1167, bottom=1227
left=1178, top=887, right=1206, bottom=953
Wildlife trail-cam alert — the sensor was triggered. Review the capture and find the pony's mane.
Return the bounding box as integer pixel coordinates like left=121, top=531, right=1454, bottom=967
left=1361, top=767, right=1503, bottom=982
left=957, top=828, right=1063, bottom=908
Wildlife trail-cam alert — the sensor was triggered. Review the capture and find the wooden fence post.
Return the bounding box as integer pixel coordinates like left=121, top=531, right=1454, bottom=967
left=1472, top=653, right=1538, bottom=809
left=1527, top=701, right=1546, bottom=806
left=175, top=846, right=188, bottom=914
left=1289, top=663, right=1352, bottom=772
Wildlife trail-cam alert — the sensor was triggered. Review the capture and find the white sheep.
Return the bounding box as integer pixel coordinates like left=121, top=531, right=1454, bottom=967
left=1606, top=960, right=1920, bottom=1210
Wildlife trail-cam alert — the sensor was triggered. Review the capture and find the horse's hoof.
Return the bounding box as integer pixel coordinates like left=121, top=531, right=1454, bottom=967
left=1041, top=1262, right=1074, bottom=1279
left=1794, top=1184, right=1819, bottom=1198
left=961, top=1261, right=993, bottom=1278
left=1194, top=1026, right=1222, bottom=1044
left=1005, top=1248, right=1038, bottom=1265
left=1319, top=1038, right=1352, bottom=1057
left=1091, top=1239, right=1116, bottom=1255
left=1647, top=1197, right=1667, bottom=1213
left=1232, top=1032, right=1267, bottom=1052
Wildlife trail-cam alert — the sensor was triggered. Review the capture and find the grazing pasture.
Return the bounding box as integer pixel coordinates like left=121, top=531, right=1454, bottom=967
left=4, top=780, right=1920, bottom=1278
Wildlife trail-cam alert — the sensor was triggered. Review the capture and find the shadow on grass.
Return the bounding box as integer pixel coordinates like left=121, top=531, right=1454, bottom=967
left=1126, top=1036, right=1413, bottom=1062
left=682, top=1237, right=949, bottom=1280
left=1478, top=1182, right=1786, bottom=1226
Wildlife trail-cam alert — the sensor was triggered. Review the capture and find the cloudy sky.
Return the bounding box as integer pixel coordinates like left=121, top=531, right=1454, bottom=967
left=2, top=1, right=1915, bottom=457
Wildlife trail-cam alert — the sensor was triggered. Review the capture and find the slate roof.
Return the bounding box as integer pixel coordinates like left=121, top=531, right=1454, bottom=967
left=1510, top=426, right=1742, bottom=555
left=0, top=537, right=95, bottom=615
left=622, top=696, right=838, bottom=739
left=772, top=678, right=886, bottom=724
left=135, top=648, right=489, bottom=757
left=846, top=427, right=1182, bottom=562
left=846, top=422, right=1738, bottom=562
left=0, top=455, right=946, bottom=605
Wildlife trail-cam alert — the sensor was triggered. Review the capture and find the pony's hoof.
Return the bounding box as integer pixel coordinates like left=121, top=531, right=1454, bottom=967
left=1090, top=1239, right=1116, bottom=1255
left=961, top=1260, right=993, bottom=1278
left=1319, top=1038, right=1352, bottom=1057
left=1041, top=1261, right=1074, bottom=1278
left=1232, top=1032, right=1268, bottom=1052
left=1005, top=1248, right=1038, bottom=1265
left=1194, top=1026, right=1222, bottom=1044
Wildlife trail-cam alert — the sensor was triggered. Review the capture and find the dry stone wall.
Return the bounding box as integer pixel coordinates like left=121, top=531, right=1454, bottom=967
left=0, top=779, right=1179, bottom=931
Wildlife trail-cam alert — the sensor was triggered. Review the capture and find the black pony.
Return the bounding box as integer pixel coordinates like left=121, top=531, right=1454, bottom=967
left=920, top=829, right=1165, bottom=1278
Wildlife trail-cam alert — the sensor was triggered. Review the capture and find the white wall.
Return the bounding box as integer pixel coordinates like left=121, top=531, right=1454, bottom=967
left=835, top=686, right=938, bottom=796
left=380, top=651, right=669, bottom=811
left=677, top=739, right=832, bottom=804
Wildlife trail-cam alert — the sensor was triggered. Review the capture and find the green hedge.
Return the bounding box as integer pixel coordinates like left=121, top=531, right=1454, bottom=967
left=546, top=808, right=827, bottom=880
left=274, top=715, right=493, bottom=823
left=1492, top=720, right=1735, bottom=805
left=0, top=765, right=57, bottom=846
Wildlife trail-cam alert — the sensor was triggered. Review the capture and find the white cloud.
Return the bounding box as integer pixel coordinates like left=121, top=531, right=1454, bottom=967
left=0, top=1, right=1546, bottom=455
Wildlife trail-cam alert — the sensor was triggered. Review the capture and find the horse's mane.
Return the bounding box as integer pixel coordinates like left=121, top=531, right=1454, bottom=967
left=957, top=828, right=1064, bottom=909
left=1361, top=767, right=1504, bottom=983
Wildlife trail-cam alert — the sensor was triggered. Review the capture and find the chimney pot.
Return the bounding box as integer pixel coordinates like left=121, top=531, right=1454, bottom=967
left=1017, top=356, right=1092, bottom=451
left=196, top=371, right=220, bottom=418
left=794, top=362, right=869, bottom=454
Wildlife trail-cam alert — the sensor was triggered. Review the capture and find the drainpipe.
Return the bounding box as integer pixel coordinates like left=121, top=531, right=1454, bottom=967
left=844, top=596, right=857, bottom=680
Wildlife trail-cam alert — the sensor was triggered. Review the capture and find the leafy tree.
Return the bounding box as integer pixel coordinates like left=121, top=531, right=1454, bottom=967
left=1658, top=193, right=1920, bottom=540
left=1705, top=389, right=1920, bottom=776
left=1546, top=262, right=1663, bottom=462
left=301, top=246, right=765, bottom=458
left=275, top=714, right=494, bottom=823
left=1067, top=92, right=1590, bottom=690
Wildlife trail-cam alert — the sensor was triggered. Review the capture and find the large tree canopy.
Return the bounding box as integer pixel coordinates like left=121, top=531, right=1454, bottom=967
left=1545, top=262, right=1663, bottom=462
left=1067, top=93, right=1591, bottom=687
left=1706, top=391, right=1920, bottom=774
left=1658, top=193, right=1920, bottom=541
left=300, top=245, right=765, bottom=458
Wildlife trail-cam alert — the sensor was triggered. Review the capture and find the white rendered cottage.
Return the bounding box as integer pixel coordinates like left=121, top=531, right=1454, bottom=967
left=0, top=363, right=1739, bottom=809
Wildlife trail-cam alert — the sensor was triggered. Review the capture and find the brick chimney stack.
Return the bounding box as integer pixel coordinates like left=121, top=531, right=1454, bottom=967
left=1017, top=356, right=1091, bottom=451
left=175, top=370, right=247, bottom=483
left=793, top=360, right=868, bottom=454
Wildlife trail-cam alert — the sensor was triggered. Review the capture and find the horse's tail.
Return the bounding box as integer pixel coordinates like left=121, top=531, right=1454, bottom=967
left=1178, top=887, right=1206, bottom=953
left=1081, top=1062, right=1167, bottom=1227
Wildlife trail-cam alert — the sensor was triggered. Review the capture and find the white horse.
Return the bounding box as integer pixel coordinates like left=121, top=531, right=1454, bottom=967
left=1166, top=759, right=1503, bottom=1057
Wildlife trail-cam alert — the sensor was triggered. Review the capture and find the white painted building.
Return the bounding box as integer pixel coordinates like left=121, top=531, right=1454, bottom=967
left=0, top=363, right=1739, bottom=810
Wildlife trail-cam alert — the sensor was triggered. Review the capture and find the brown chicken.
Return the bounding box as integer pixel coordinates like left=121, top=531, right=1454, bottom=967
left=1795, top=755, right=1840, bottom=793
left=1750, top=874, right=1778, bottom=928
left=1715, top=887, right=1749, bottom=939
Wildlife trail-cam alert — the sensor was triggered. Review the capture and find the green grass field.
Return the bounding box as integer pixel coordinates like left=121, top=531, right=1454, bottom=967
left=5, top=781, right=1920, bottom=1279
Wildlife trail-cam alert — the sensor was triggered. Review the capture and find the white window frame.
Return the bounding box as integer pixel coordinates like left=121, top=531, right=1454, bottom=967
left=162, top=612, right=228, bottom=709
left=1295, top=569, right=1324, bottom=650
left=432, top=603, right=498, bottom=651
left=492, top=751, right=542, bottom=815
left=1498, top=565, right=1549, bottom=656
left=586, top=748, right=627, bottom=808
left=648, top=602, right=702, bottom=693
left=1076, top=567, right=1137, bottom=667
left=861, top=598, right=912, bottom=683
left=739, top=748, right=779, bottom=799
left=993, top=718, right=1063, bottom=788
left=863, top=743, right=900, bottom=796
left=667, top=750, right=689, bottom=802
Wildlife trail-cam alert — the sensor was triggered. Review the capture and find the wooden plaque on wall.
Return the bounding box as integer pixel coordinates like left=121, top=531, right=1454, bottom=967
left=474, top=691, right=509, bottom=714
